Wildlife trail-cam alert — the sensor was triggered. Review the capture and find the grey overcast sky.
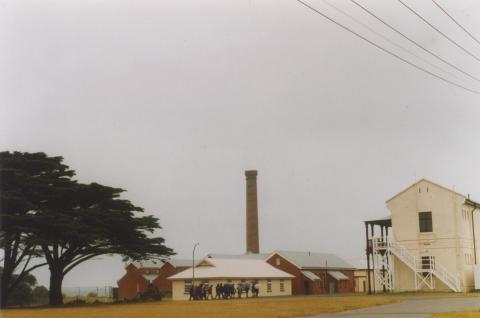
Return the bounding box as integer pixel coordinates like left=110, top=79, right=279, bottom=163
left=1, top=0, right=480, bottom=289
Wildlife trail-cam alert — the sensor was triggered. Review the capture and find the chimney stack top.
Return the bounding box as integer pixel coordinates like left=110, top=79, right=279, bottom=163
left=245, top=170, right=258, bottom=177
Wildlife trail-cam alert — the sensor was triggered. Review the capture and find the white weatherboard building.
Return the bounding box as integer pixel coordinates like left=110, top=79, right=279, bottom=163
left=168, top=257, right=294, bottom=300
left=366, top=179, right=480, bottom=293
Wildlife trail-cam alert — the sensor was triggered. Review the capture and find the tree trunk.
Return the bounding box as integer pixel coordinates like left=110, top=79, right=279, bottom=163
left=0, top=273, right=10, bottom=308
left=49, top=268, right=64, bottom=306
left=1, top=237, right=13, bottom=308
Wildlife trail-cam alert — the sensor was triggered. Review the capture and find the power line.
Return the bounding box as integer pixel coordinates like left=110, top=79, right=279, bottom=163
left=397, top=0, right=480, bottom=63
left=431, top=0, right=480, bottom=47
left=351, top=0, right=480, bottom=84
left=320, top=0, right=473, bottom=86
left=293, top=0, right=480, bottom=95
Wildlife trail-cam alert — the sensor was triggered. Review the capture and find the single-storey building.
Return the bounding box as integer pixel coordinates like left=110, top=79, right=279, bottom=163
left=117, top=259, right=191, bottom=300
left=168, top=257, right=294, bottom=300
left=266, top=251, right=356, bottom=295
left=347, top=258, right=374, bottom=293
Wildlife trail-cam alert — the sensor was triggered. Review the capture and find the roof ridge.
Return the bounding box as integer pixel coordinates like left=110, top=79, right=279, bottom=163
left=386, top=178, right=466, bottom=203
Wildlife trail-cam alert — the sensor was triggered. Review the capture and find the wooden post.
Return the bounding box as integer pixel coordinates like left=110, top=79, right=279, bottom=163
left=365, top=222, right=372, bottom=294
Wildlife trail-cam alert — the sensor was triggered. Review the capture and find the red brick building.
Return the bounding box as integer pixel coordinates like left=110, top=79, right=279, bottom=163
left=117, top=259, right=191, bottom=300
left=265, top=251, right=355, bottom=295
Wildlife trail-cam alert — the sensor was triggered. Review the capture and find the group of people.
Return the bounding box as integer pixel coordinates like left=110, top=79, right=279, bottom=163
left=189, top=282, right=259, bottom=300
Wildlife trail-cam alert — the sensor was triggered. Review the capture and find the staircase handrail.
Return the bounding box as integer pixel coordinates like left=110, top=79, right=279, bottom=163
left=388, top=241, right=417, bottom=270
left=372, top=237, right=460, bottom=292
left=432, top=261, right=460, bottom=292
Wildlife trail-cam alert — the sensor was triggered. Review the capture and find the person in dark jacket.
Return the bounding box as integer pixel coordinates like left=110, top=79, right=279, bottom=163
left=189, top=285, right=194, bottom=301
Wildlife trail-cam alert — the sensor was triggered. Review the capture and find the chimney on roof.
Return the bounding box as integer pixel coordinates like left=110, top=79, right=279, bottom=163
left=245, top=170, right=259, bottom=254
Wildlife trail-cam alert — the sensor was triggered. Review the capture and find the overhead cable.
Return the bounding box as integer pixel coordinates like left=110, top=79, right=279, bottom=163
left=350, top=0, right=480, bottom=82
left=431, top=0, right=480, bottom=47
left=397, top=0, right=480, bottom=63
left=351, top=0, right=480, bottom=84
left=294, top=0, right=480, bottom=95
left=320, top=0, right=473, bottom=86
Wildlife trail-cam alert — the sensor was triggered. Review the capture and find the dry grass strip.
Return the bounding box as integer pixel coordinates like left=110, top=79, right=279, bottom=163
left=1, top=295, right=397, bottom=318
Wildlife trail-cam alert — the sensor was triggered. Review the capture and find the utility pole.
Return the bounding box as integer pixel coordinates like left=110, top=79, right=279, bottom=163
left=192, top=242, right=199, bottom=299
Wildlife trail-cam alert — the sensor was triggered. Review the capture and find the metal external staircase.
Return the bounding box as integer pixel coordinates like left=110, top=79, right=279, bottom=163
left=372, top=238, right=461, bottom=292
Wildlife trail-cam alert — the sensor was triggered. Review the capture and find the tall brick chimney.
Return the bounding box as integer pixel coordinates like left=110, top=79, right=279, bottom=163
left=245, top=170, right=259, bottom=254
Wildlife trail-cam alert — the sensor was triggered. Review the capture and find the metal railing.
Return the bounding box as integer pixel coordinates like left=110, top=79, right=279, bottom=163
left=372, top=238, right=461, bottom=292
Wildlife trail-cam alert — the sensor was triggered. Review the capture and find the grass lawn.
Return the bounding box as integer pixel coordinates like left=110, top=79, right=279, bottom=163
left=432, top=310, right=480, bottom=318
left=1, top=295, right=398, bottom=318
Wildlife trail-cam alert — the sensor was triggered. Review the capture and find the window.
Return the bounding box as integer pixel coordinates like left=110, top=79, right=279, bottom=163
left=276, top=257, right=281, bottom=266
left=419, top=212, right=433, bottom=232
left=421, top=256, right=434, bottom=277
left=267, top=280, right=272, bottom=293
left=184, top=280, right=192, bottom=294
left=280, top=280, right=285, bottom=292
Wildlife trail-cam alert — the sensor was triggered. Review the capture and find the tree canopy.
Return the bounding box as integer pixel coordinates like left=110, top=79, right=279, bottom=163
left=0, top=151, right=73, bottom=307
left=0, top=151, right=174, bottom=306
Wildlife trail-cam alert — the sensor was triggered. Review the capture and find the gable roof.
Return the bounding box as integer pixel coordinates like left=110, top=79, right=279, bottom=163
left=129, top=260, right=165, bottom=269
left=128, top=258, right=193, bottom=269
left=386, top=178, right=466, bottom=203
left=165, top=259, right=193, bottom=268
left=267, top=251, right=355, bottom=270
left=168, top=258, right=294, bottom=280
left=142, top=274, right=159, bottom=282
left=207, top=253, right=269, bottom=260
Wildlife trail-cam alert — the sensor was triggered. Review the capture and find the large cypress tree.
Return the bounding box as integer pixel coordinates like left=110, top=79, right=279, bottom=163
left=35, top=182, right=174, bottom=305
left=1, top=151, right=174, bottom=306
left=0, top=151, right=73, bottom=307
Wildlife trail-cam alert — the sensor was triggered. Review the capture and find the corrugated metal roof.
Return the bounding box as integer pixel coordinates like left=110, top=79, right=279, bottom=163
left=142, top=274, right=159, bottom=282
left=271, top=251, right=355, bottom=269
left=129, top=258, right=193, bottom=269
left=347, top=258, right=368, bottom=270
left=301, top=270, right=321, bottom=281
left=328, top=271, right=349, bottom=280
left=168, top=258, right=294, bottom=280
left=166, top=259, right=193, bottom=268
left=207, top=253, right=269, bottom=260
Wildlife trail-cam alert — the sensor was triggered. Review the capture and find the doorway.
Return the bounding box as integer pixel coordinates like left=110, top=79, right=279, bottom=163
left=304, top=281, right=310, bottom=295
left=329, top=282, right=336, bottom=294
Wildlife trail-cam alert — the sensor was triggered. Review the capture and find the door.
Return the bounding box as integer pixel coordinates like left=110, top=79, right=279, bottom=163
left=304, top=281, right=310, bottom=295
left=329, top=282, right=336, bottom=294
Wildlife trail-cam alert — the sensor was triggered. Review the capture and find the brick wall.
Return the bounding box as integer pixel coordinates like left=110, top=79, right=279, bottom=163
left=117, top=263, right=190, bottom=300
left=266, top=253, right=306, bottom=294
left=266, top=253, right=355, bottom=295
left=117, top=264, right=150, bottom=300
left=153, top=263, right=188, bottom=295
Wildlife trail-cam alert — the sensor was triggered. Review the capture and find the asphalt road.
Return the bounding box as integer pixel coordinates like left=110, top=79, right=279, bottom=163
left=315, top=297, right=480, bottom=318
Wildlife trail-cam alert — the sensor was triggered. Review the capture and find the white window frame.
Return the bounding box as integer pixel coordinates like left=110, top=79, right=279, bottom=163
left=184, top=280, right=192, bottom=294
